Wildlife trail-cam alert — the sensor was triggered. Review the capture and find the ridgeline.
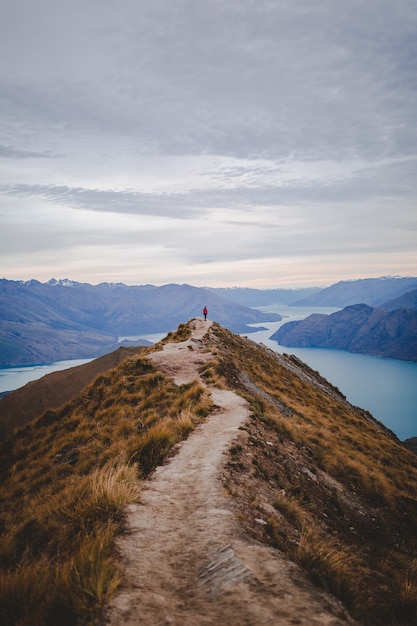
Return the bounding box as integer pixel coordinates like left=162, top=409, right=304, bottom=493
left=1, top=320, right=417, bottom=625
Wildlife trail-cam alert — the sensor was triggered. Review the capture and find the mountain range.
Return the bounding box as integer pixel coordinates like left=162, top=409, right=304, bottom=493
left=273, top=284, right=417, bottom=362
left=1, top=275, right=417, bottom=368
left=0, top=279, right=281, bottom=367
left=292, top=276, right=417, bottom=307
left=210, top=277, right=417, bottom=308
left=208, top=285, right=320, bottom=306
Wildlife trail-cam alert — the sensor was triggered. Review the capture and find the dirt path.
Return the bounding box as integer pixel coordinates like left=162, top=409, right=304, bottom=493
left=105, top=319, right=355, bottom=626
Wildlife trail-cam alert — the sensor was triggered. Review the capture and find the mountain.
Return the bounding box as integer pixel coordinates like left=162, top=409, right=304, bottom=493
left=0, top=279, right=281, bottom=366
left=292, top=276, right=417, bottom=307
left=272, top=303, right=417, bottom=361
left=381, top=288, right=417, bottom=312
left=1, top=320, right=417, bottom=626
left=207, top=286, right=321, bottom=306
left=0, top=345, right=145, bottom=439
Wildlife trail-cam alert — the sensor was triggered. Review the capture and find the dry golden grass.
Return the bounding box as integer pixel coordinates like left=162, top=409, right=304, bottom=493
left=294, top=529, right=361, bottom=613
left=198, top=361, right=224, bottom=387
left=207, top=323, right=417, bottom=625
left=0, top=342, right=212, bottom=626
left=160, top=321, right=192, bottom=344
left=2, top=319, right=417, bottom=626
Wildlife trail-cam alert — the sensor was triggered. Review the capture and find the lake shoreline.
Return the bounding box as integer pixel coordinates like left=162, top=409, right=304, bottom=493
left=1, top=309, right=416, bottom=440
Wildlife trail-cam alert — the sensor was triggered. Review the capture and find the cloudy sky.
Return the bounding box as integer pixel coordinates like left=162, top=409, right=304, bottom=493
left=0, top=0, right=416, bottom=288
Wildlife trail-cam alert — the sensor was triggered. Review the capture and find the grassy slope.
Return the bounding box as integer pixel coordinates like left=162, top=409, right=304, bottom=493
left=1, top=320, right=417, bottom=625
left=0, top=346, right=146, bottom=439
left=0, top=323, right=212, bottom=626
left=202, top=324, right=417, bottom=626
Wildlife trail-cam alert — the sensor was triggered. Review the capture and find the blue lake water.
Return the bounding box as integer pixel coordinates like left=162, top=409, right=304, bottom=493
left=1, top=310, right=416, bottom=441
left=246, top=305, right=417, bottom=441
left=0, top=359, right=93, bottom=394
left=0, top=333, right=167, bottom=396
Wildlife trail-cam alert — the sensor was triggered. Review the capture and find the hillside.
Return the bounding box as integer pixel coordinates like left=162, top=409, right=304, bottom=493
left=1, top=320, right=417, bottom=625
left=292, top=276, right=417, bottom=307
left=0, top=279, right=280, bottom=366
left=0, top=346, right=146, bottom=440
left=271, top=303, right=417, bottom=361
left=381, top=288, right=417, bottom=312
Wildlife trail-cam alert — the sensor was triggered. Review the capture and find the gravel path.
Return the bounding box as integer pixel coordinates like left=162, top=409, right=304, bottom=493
left=105, top=319, right=356, bottom=626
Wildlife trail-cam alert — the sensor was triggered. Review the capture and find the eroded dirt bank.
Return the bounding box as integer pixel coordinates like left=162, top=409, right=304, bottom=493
left=105, top=319, right=356, bottom=626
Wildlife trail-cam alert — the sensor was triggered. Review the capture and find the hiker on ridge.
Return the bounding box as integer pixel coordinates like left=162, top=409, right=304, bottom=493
left=203, top=306, right=208, bottom=321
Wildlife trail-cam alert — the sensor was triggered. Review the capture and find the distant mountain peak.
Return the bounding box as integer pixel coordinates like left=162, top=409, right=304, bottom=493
left=47, top=278, right=80, bottom=287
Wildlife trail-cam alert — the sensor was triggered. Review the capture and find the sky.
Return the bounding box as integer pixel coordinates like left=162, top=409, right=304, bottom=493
left=0, top=0, right=416, bottom=288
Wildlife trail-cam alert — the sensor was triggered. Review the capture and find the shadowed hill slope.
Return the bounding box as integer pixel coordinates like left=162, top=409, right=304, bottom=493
left=1, top=320, right=417, bottom=625
left=0, top=346, right=146, bottom=439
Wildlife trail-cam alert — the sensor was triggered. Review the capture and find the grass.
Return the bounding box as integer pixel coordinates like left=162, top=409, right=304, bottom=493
left=160, top=322, right=192, bottom=344
left=205, top=323, right=417, bottom=625
left=3, top=319, right=417, bottom=625
left=0, top=338, right=212, bottom=626
left=0, top=467, right=130, bottom=626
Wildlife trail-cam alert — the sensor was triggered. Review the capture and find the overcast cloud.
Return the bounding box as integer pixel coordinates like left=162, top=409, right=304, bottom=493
left=0, top=0, right=416, bottom=287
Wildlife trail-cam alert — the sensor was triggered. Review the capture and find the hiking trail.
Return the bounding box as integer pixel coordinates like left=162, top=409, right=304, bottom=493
left=105, top=318, right=356, bottom=626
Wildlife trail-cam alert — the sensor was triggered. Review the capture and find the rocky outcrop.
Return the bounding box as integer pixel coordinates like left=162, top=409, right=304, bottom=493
left=271, top=303, right=417, bottom=361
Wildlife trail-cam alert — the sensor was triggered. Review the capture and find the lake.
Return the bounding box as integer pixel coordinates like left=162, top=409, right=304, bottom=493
left=0, top=332, right=168, bottom=396
left=1, top=310, right=416, bottom=441
left=246, top=304, right=417, bottom=441
left=0, top=359, right=93, bottom=395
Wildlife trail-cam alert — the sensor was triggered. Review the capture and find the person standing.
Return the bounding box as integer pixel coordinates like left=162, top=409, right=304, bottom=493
left=203, top=306, right=208, bottom=321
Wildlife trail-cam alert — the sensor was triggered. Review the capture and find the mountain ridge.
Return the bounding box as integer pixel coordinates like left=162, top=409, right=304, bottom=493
left=272, top=302, right=417, bottom=361
left=208, top=285, right=320, bottom=306
left=1, top=320, right=417, bottom=625
left=0, top=279, right=281, bottom=366
left=2, top=275, right=417, bottom=367
left=292, top=276, right=417, bottom=307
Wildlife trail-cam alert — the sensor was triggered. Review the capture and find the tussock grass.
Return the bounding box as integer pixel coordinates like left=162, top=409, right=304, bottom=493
left=130, top=419, right=176, bottom=476
left=198, top=361, right=223, bottom=387
left=272, top=495, right=306, bottom=530
left=0, top=330, right=212, bottom=626
left=294, top=529, right=361, bottom=613
left=208, top=323, right=417, bottom=625
left=160, top=322, right=192, bottom=344
left=398, top=560, right=417, bottom=624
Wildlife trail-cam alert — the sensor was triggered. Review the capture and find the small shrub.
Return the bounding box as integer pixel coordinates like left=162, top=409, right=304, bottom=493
left=131, top=421, right=175, bottom=476
left=175, top=411, right=195, bottom=437
left=295, top=529, right=360, bottom=613
left=273, top=496, right=306, bottom=531
left=396, top=560, right=417, bottom=623
left=161, top=322, right=192, bottom=344
left=52, top=526, right=122, bottom=624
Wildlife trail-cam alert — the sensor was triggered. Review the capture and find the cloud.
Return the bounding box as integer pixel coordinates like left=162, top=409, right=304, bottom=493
left=0, top=145, right=53, bottom=159
left=3, top=150, right=416, bottom=216
left=2, top=0, right=416, bottom=160
left=0, top=183, right=206, bottom=218
left=0, top=0, right=416, bottom=286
